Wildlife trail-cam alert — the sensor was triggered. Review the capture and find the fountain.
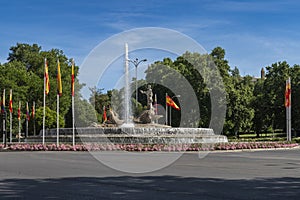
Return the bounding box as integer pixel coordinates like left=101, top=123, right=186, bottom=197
left=33, top=43, right=228, bottom=145
left=78, top=43, right=227, bottom=144
left=121, top=43, right=133, bottom=127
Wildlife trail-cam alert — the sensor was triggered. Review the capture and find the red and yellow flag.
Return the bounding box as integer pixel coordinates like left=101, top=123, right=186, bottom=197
left=1, top=89, right=5, bottom=113
left=71, top=59, right=75, bottom=97
left=31, top=101, right=35, bottom=119
left=26, top=102, right=30, bottom=121
left=18, top=101, right=21, bottom=121
left=9, top=89, right=12, bottom=113
left=57, top=59, right=62, bottom=96
left=103, top=106, right=107, bottom=122
left=285, top=78, right=291, bottom=108
left=166, top=95, right=180, bottom=110
left=45, top=58, right=50, bottom=95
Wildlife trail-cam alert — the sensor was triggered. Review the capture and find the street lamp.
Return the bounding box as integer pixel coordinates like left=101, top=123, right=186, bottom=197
left=170, top=95, right=180, bottom=126
left=128, top=58, right=147, bottom=107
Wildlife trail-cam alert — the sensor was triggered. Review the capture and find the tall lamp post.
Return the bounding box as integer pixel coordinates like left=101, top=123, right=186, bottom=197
left=128, top=58, right=147, bottom=107
left=170, top=95, right=180, bottom=126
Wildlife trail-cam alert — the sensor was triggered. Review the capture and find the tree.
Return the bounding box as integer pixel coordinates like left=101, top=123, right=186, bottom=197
left=211, top=47, right=230, bottom=81
left=290, top=64, right=300, bottom=131
left=74, top=98, right=98, bottom=127
left=263, top=61, right=290, bottom=131
left=89, top=87, right=110, bottom=122
left=1, top=43, right=82, bottom=134
left=0, top=62, right=36, bottom=134
left=8, top=43, right=42, bottom=71
left=210, top=47, right=234, bottom=134
left=252, top=79, right=266, bottom=136
left=6, top=43, right=300, bottom=137
left=145, top=51, right=223, bottom=128
left=231, top=75, right=255, bottom=135
left=35, top=107, right=65, bottom=132
left=7, top=43, right=77, bottom=118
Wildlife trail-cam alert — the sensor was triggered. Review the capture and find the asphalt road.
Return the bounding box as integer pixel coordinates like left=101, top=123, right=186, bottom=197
left=0, top=149, right=300, bottom=199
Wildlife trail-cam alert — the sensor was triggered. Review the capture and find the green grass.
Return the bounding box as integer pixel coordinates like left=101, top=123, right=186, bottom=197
left=227, top=132, right=297, bottom=143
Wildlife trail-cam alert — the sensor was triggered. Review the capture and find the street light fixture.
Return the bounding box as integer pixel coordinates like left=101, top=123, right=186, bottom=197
left=170, top=95, right=180, bottom=126
left=128, top=58, right=147, bottom=107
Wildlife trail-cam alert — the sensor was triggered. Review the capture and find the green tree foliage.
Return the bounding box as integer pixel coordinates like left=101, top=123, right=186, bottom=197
left=8, top=43, right=42, bottom=70
left=144, top=47, right=256, bottom=135
left=74, top=98, right=98, bottom=127
left=252, top=79, right=265, bottom=136
left=252, top=62, right=300, bottom=135
left=145, top=52, right=219, bottom=128
left=7, top=43, right=79, bottom=117
left=4, top=43, right=300, bottom=137
left=89, top=87, right=111, bottom=122
left=0, top=43, right=81, bottom=135
left=80, top=47, right=300, bottom=135
left=261, top=62, right=290, bottom=131
left=35, top=107, right=65, bottom=132
left=228, top=74, right=255, bottom=135
left=89, top=88, right=110, bottom=114
left=290, top=65, right=300, bottom=131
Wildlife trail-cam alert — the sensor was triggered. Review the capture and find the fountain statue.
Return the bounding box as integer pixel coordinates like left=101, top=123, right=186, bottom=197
left=136, top=85, right=163, bottom=124
left=140, top=85, right=153, bottom=110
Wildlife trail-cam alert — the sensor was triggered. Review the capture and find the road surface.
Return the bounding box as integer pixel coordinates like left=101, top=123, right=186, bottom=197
left=0, top=149, right=300, bottom=199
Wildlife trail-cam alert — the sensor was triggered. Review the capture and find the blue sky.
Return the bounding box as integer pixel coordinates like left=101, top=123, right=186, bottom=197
left=1, top=0, right=300, bottom=89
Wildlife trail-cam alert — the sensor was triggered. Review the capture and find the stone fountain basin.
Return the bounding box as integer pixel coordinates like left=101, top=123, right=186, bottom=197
left=34, top=127, right=228, bottom=144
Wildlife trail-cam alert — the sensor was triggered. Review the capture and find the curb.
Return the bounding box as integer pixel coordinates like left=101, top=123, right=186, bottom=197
left=207, top=146, right=300, bottom=153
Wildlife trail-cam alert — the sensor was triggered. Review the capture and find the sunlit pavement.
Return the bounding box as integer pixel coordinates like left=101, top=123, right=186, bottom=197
left=0, top=149, right=299, bottom=199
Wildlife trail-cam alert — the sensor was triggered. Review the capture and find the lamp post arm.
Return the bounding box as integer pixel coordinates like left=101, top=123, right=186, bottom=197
left=128, top=58, right=147, bottom=108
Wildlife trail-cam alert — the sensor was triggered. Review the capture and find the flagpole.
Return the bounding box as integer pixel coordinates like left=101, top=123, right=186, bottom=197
left=286, top=101, right=288, bottom=141
left=26, top=102, right=28, bottom=139
left=72, top=95, right=75, bottom=146
left=288, top=77, right=292, bottom=141
left=56, top=58, right=62, bottom=147
left=286, top=78, right=288, bottom=141
left=72, top=59, right=75, bottom=147
left=289, top=99, right=292, bottom=142
left=2, top=89, right=6, bottom=145
left=3, top=111, right=7, bottom=147
left=57, top=94, right=59, bottom=146
left=18, top=101, right=21, bottom=143
left=2, top=112, right=4, bottom=144
left=286, top=77, right=292, bottom=142
left=9, top=89, right=12, bottom=143
left=33, top=101, right=36, bottom=136
left=9, top=111, right=12, bottom=143
left=43, top=58, right=46, bottom=145
left=170, top=103, right=172, bottom=126
left=165, top=93, right=168, bottom=125
left=43, top=86, right=46, bottom=144
left=155, top=94, right=158, bottom=124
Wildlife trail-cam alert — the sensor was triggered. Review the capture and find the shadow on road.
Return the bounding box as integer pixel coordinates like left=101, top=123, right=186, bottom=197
left=0, top=176, right=299, bottom=199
